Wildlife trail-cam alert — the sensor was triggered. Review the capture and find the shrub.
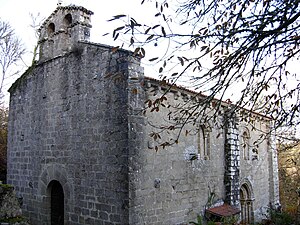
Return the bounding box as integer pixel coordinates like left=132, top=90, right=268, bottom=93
left=268, top=208, right=294, bottom=225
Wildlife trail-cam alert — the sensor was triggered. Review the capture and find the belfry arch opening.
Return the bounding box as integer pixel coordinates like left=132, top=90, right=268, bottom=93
left=63, top=14, right=72, bottom=26
left=48, top=180, right=64, bottom=225
left=47, top=23, right=55, bottom=35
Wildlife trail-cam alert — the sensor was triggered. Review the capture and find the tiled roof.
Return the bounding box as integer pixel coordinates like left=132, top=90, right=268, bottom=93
left=206, top=204, right=240, bottom=217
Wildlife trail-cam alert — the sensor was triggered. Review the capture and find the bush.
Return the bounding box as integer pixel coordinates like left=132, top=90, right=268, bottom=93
left=267, top=208, right=294, bottom=225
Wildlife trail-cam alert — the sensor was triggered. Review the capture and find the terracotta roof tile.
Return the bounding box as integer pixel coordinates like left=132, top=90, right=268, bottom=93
left=206, top=204, right=240, bottom=217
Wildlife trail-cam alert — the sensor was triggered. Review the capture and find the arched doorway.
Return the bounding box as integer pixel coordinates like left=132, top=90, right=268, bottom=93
left=240, top=183, right=254, bottom=224
left=48, top=180, right=64, bottom=225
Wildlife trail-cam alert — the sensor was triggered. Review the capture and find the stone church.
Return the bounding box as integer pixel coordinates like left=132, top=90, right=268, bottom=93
left=7, top=5, right=280, bottom=225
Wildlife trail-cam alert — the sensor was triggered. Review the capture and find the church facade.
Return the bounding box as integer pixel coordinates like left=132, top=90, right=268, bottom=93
left=7, top=5, right=280, bottom=225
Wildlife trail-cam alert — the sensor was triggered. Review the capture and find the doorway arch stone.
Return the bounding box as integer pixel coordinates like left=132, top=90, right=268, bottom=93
left=240, top=179, right=255, bottom=224
left=48, top=180, right=64, bottom=225
left=38, top=164, right=72, bottom=224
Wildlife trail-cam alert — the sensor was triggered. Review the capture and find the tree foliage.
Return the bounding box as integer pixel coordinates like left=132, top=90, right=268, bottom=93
left=110, top=0, right=300, bottom=143
left=278, top=143, right=300, bottom=220
left=29, top=13, right=44, bottom=65
left=0, top=19, right=25, bottom=99
left=0, top=20, right=23, bottom=181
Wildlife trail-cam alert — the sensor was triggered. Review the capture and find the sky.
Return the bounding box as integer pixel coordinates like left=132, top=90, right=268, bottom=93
left=1, top=1, right=299, bottom=111
left=0, top=0, right=154, bottom=47
left=0, top=0, right=158, bottom=103
left=1, top=1, right=300, bottom=139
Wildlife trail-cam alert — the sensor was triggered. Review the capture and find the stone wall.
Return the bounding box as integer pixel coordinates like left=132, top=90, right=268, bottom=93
left=7, top=5, right=280, bottom=224
left=127, top=79, right=279, bottom=224
left=8, top=42, right=142, bottom=225
left=7, top=41, right=280, bottom=224
left=128, top=81, right=227, bottom=224
left=238, top=117, right=277, bottom=222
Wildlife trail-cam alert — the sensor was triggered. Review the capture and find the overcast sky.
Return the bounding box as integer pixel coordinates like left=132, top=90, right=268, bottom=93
left=0, top=0, right=159, bottom=102
left=1, top=0, right=160, bottom=54
left=0, top=0, right=153, bottom=47
left=2, top=1, right=298, bottom=103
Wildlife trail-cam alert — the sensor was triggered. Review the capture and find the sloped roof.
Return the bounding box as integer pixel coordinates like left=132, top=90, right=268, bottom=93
left=144, top=76, right=272, bottom=120
left=206, top=204, right=240, bottom=217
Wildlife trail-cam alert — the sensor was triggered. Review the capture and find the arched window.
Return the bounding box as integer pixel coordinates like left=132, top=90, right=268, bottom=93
left=47, top=23, right=55, bottom=35
left=197, top=125, right=211, bottom=160
left=241, top=130, right=250, bottom=160
left=63, top=14, right=72, bottom=27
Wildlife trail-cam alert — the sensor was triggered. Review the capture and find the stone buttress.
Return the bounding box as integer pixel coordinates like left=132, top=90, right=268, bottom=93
left=224, top=108, right=240, bottom=207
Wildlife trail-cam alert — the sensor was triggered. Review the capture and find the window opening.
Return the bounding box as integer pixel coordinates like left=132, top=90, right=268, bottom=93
left=197, top=125, right=210, bottom=159
left=241, top=131, right=250, bottom=160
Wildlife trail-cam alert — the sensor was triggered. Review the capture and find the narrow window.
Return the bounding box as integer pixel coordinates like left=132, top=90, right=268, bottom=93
left=241, top=131, right=250, bottom=160
left=197, top=125, right=210, bottom=159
